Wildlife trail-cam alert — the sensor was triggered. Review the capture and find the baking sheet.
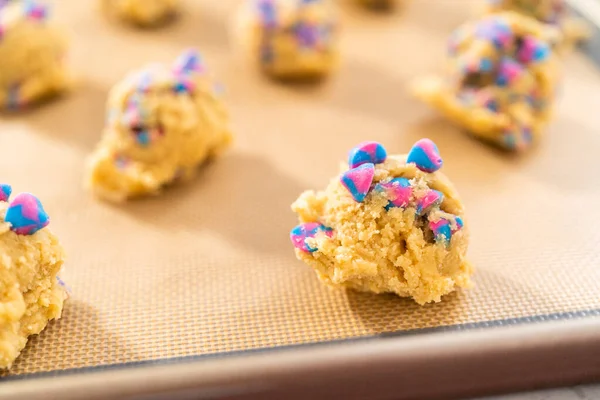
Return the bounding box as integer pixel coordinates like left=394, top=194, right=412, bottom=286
left=1, top=0, right=600, bottom=378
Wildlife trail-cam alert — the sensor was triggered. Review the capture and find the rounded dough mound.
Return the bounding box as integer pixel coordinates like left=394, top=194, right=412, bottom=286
left=85, top=50, right=233, bottom=202
left=291, top=143, right=472, bottom=305
left=233, top=0, right=340, bottom=80
left=101, top=0, right=178, bottom=27
left=413, top=12, right=560, bottom=152
left=0, top=0, right=69, bottom=110
left=0, top=201, right=67, bottom=369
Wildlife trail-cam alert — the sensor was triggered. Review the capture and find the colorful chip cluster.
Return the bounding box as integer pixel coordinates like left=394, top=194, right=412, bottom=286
left=338, top=139, right=462, bottom=246
left=235, top=0, right=339, bottom=79
left=120, top=51, right=205, bottom=148
left=414, top=12, right=560, bottom=152
left=292, top=139, right=464, bottom=250
left=290, top=140, right=472, bottom=304
left=22, top=0, right=46, bottom=20
left=0, top=0, right=48, bottom=40
left=290, top=222, right=333, bottom=253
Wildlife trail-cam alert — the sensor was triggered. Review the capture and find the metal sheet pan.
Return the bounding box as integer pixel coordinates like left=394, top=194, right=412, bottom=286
left=1, top=0, right=599, bottom=398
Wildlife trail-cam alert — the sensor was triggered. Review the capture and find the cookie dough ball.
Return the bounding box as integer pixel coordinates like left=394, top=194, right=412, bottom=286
left=101, top=0, right=178, bottom=27
left=0, top=185, right=68, bottom=369
left=485, top=0, right=589, bottom=46
left=85, top=50, right=233, bottom=202
left=413, top=12, right=560, bottom=152
left=233, top=0, right=340, bottom=80
left=290, top=140, right=472, bottom=305
left=0, top=0, right=69, bottom=110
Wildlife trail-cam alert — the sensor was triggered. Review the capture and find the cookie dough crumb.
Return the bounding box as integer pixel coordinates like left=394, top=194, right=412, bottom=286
left=101, top=0, right=178, bottom=27
left=85, top=49, right=233, bottom=202
left=0, top=186, right=68, bottom=369
left=233, top=0, right=340, bottom=80
left=290, top=140, right=472, bottom=305
left=0, top=0, right=69, bottom=110
left=484, top=0, right=589, bottom=48
left=412, top=12, right=560, bottom=152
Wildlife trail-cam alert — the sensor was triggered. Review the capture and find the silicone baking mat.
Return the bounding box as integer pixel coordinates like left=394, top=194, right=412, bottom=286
left=1, top=0, right=600, bottom=378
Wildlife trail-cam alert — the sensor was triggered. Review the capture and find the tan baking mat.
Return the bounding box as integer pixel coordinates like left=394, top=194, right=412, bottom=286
left=1, top=0, right=600, bottom=377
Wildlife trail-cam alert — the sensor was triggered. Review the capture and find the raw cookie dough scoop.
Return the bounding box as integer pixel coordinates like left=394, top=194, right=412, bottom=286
left=0, top=184, right=68, bottom=369
left=232, top=0, right=340, bottom=81
left=85, top=49, right=233, bottom=202
left=101, top=0, right=179, bottom=27
left=412, top=12, right=560, bottom=152
left=290, top=140, right=472, bottom=305
left=0, top=0, right=69, bottom=110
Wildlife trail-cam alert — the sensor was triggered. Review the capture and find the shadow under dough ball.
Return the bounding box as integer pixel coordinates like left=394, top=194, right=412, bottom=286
left=290, top=140, right=472, bottom=305
left=101, top=0, right=179, bottom=27
left=356, top=0, right=400, bottom=11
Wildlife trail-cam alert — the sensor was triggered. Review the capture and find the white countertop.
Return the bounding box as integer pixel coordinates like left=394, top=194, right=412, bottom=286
left=476, top=384, right=600, bottom=400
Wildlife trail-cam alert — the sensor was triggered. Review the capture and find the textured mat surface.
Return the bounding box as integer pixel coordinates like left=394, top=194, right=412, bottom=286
left=1, top=0, right=600, bottom=377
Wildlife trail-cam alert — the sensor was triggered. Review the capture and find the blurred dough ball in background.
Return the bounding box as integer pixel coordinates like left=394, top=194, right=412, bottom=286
left=483, top=0, right=589, bottom=47
left=485, top=0, right=567, bottom=24
left=0, top=0, right=70, bottom=110
left=101, top=0, right=179, bottom=27
left=85, top=50, right=233, bottom=202
left=232, top=0, right=340, bottom=81
left=412, top=12, right=560, bottom=152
